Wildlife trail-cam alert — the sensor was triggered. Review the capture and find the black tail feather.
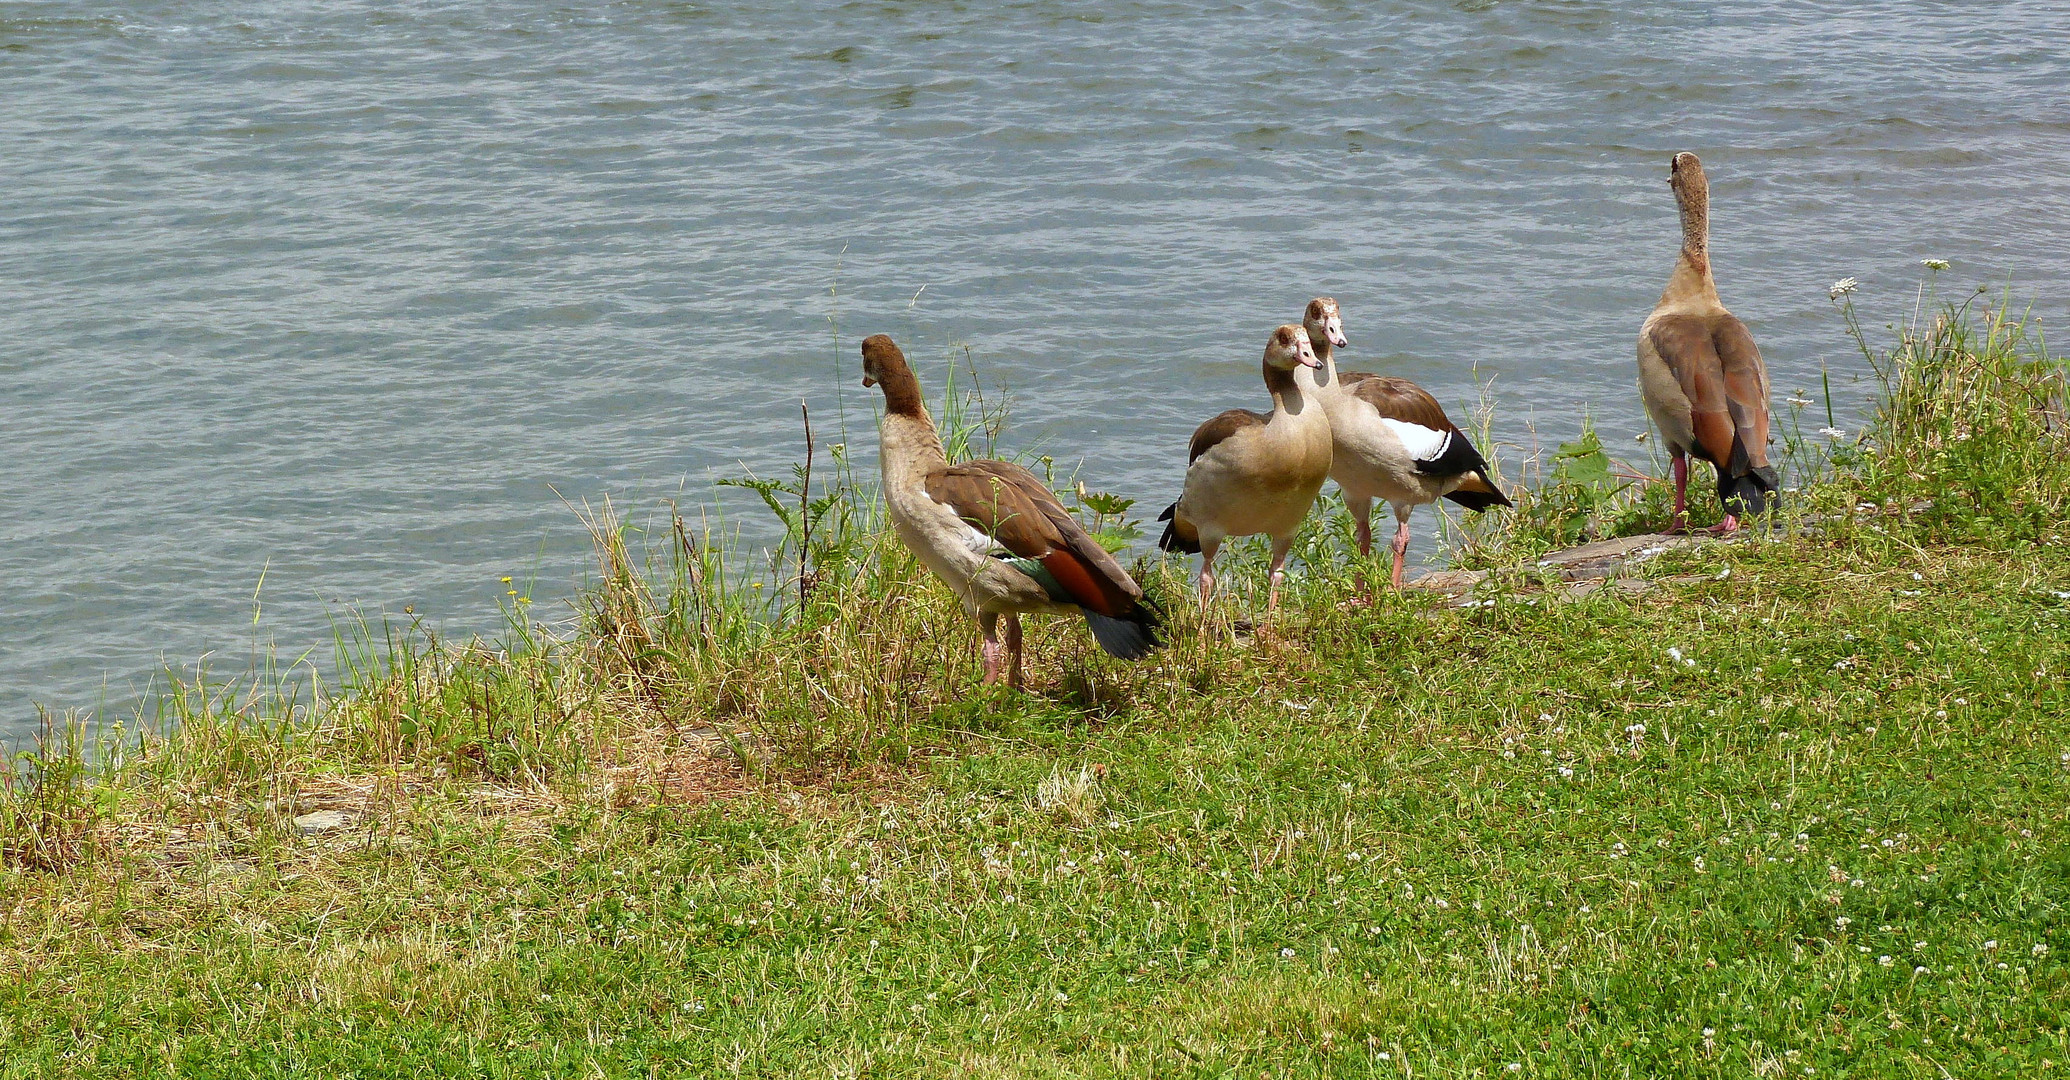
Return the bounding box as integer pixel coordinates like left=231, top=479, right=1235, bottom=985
left=1084, top=596, right=1165, bottom=661
left=1718, top=465, right=1781, bottom=518
left=1156, top=500, right=1198, bottom=554
left=1442, top=468, right=1514, bottom=512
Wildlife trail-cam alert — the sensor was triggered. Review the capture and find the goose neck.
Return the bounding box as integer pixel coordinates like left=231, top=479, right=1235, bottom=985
left=1263, top=362, right=1310, bottom=415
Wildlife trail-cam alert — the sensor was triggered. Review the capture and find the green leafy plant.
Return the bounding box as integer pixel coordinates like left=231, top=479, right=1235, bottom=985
left=1072, top=487, right=1141, bottom=553
left=1540, top=425, right=1626, bottom=545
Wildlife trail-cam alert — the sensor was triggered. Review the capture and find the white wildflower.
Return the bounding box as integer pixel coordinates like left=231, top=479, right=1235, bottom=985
left=1878, top=955, right=1894, bottom=966
left=1818, top=427, right=1846, bottom=439
left=1828, top=277, right=1858, bottom=298
left=1786, top=395, right=1815, bottom=407
left=1921, top=258, right=1949, bottom=271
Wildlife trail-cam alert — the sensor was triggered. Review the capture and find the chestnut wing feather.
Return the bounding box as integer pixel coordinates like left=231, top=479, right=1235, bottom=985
left=1187, top=409, right=1267, bottom=463
left=924, top=460, right=1140, bottom=615
left=1711, top=315, right=1772, bottom=470
left=1648, top=315, right=1749, bottom=471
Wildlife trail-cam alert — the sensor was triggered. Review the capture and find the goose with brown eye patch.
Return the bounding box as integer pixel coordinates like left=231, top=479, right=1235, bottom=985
left=1157, top=324, right=1333, bottom=625
left=1637, top=152, right=1778, bottom=534
left=1295, top=296, right=1512, bottom=593
left=858, top=334, right=1163, bottom=691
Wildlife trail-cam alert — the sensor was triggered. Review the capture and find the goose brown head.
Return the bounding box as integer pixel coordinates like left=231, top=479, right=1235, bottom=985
left=1265, top=323, right=1322, bottom=370
left=1302, top=297, right=1347, bottom=350
left=860, top=334, right=925, bottom=416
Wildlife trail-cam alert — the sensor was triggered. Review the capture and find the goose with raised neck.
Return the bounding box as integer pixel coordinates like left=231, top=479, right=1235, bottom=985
left=1296, top=297, right=1511, bottom=590
left=1156, top=324, right=1333, bottom=619
left=1637, top=152, right=1778, bottom=533
left=861, top=334, right=1163, bottom=689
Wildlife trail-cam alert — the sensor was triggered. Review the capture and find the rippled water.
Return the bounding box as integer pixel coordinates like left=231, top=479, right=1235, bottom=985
left=5, top=0, right=2067, bottom=739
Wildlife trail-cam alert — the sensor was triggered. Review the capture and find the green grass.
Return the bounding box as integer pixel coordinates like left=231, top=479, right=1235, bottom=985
left=2, top=282, right=2066, bottom=1078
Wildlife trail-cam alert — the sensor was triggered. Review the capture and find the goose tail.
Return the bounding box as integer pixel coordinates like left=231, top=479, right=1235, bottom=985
left=1156, top=501, right=1199, bottom=554
left=1718, top=464, right=1781, bottom=518
left=1084, top=595, right=1165, bottom=660
left=1443, top=469, right=1514, bottom=512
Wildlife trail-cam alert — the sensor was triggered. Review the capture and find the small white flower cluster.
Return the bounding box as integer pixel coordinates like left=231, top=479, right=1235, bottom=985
left=1818, top=427, right=1847, bottom=439
left=1921, top=258, right=1950, bottom=271
left=1828, top=277, right=1858, bottom=299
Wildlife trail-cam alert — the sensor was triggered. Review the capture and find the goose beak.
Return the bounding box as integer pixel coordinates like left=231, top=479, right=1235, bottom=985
left=1298, top=351, right=1323, bottom=369
left=1330, top=332, right=1348, bottom=349
left=862, top=375, right=876, bottom=388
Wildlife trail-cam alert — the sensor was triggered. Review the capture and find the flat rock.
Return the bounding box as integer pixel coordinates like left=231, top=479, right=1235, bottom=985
left=1536, top=533, right=1705, bottom=579
left=1405, top=569, right=1488, bottom=595
left=291, top=810, right=355, bottom=835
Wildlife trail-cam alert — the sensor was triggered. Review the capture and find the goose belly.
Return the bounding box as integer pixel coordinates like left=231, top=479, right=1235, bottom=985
left=1179, top=456, right=1327, bottom=541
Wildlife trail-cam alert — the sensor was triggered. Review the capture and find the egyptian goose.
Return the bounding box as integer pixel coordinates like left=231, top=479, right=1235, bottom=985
left=860, top=334, right=1163, bottom=688
left=1156, top=325, right=1333, bottom=616
left=1637, top=152, right=1778, bottom=533
left=1298, top=297, right=1511, bottom=588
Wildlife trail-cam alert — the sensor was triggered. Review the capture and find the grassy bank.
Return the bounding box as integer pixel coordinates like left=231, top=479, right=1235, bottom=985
left=3, top=282, right=2067, bottom=1078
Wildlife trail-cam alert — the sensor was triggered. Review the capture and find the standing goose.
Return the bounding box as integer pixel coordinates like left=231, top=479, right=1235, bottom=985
left=1298, top=297, right=1511, bottom=589
left=1157, top=325, right=1333, bottom=617
left=1637, top=152, right=1778, bottom=533
left=861, top=334, right=1162, bottom=689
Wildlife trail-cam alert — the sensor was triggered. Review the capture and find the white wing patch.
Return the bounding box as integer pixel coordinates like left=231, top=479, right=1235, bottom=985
left=920, top=492, right=1002, bottom=556
left=1379, top=418, right=1452, bottom=463
left=957, top=520, right=996, bottom=556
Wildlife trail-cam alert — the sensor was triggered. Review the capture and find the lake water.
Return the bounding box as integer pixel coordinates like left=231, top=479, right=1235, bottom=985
left=5, top=0, right=2068, bottom=741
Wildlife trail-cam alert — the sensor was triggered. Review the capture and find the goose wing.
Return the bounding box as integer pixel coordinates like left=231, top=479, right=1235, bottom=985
left=924, top=461, right=1140, bottom=616
left=1186, top=409, right=1268, bottom=464
left=1343, top=374, right=1491, bottom=477
left=1647, top=314, right=1772, bottom=474
left=1342, top=373, right=1511, bottom=508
